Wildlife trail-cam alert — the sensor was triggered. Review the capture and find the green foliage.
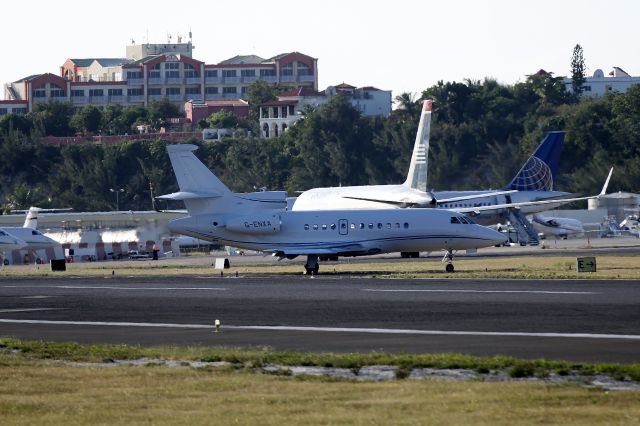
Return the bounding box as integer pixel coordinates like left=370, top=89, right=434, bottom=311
left=571, top=44, right=587, bottom=96
left=1, top=74, right=639, bottom=213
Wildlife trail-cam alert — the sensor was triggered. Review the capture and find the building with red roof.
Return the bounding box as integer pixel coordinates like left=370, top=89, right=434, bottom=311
left=2, top=40, right=317, bottom=115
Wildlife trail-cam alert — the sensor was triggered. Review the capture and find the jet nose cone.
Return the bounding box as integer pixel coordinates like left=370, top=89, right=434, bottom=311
left=480, top=226, right=507, bottom=247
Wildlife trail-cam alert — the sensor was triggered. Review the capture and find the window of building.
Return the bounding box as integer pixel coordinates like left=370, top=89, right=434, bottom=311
left=165, top=62, right=179, bottom=70
left=260, top=69, right=275, bottom=77
left=281, top=63, right=293, bottom=76
left=166, top=62, right=180, bottom=78
left=108, top=88, right=123, bottom=96
left=241, top=69, right=255, bottom=77
left=222, top=69, right=237, bottom=77
left=148, top=88, right=161, bottom=95
left=0, top=108, right=7, bottom=115
left=89, top=89, right=104, bottom=97
left=584, top=85, right=592, bottom=92
left=127, top=71, right=143, bottom=79
left=166, top=87, right=181, bottom=95
left=222, top=87, right=237, bottom=94
left=205, top=87, right=218, bottom=94
left=297, top=62, right=313, bottom=76
left=149, top=63, right=161, bottom=78
left=185, top=87, right=200, bottom=95
left=71, top=89, right=85, bottom=97
left=206, top=70, right=218, bottom=78
left=166, top=70, right=180, bottom=78
left=13, top=108, right=27, bottom=114
left=33, top=88, right=46, bottom=98
left=127, top=88, right=143, bottom=96
left=241, top=86, right=247, bottom=95
left=50, top=88, right=65, bottom=97
left=184, top=64, right=197, bottom=78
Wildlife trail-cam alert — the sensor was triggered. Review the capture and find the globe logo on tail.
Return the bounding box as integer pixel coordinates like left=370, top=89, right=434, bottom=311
left=508, top=156, right=553, bottom=191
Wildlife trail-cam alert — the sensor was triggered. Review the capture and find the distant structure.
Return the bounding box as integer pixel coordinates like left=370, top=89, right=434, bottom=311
left=563, top=67, right=640, bottom=97
left=1, top=37, right=318, bottom=115
left=259, top=83, right=392, bottom=138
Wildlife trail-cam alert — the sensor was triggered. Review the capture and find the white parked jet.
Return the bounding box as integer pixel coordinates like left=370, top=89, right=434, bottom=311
left=291, top=100, right=576, bottom=223
left=159, top=144, right=506, bottom=273
left=530, top=214, right=584, bottom=239
left=1, top=207, right=60, bottom=251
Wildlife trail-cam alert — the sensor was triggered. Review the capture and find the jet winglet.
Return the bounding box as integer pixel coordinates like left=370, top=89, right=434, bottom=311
left=600, top=167, right=613, bottom=196
left=403, top=99, right=433, bottom=192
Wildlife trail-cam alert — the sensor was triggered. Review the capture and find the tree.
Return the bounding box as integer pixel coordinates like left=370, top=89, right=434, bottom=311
left=206, top=110, right=239, bottom=129
left=71, top=105, right=103, bottom=135
left=570, top=44, right=586, bottom=97
left=246, top=81, right=286, bottom=123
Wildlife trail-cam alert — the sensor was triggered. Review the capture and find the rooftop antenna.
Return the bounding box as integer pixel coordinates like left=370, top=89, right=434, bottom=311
left=177, top=34, right=182, bottom=43
left=167, top=33, right=172, bottom=43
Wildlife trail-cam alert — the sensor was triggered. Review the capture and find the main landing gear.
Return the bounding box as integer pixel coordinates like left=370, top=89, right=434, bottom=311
left=304, top=254, right=320, bottom=275
left=442, top=250, right=455, bottom=273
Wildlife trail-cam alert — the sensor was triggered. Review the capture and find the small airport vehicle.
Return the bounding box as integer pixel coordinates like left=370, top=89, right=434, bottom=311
left=127, top=250, right=151, bottom=259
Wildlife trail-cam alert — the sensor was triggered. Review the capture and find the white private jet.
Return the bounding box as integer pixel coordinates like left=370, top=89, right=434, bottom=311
left=291, top=100, right=579, bottom=222
left=1, top=207, right=60, bottom=251
left=531, top=214, right=585, bottom=239
left=158, top=144, right=506, bottom=273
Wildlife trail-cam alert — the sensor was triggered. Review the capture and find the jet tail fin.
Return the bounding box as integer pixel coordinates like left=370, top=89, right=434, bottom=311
left=403, top=100, right=432, bottom=192
left=23, top=207, right=39, bottom=229
left=165, top=144, right=231, bottom=196
left=506, top=131, right=565, bottom=191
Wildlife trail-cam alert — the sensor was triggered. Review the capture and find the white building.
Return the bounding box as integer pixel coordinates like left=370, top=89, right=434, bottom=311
left=564, top=67, right=640, bottom=97
left=259, top=83, right=392, bottom=138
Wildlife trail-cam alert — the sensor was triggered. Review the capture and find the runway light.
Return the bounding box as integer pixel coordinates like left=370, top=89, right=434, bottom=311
left=214, top=319, right=221, bottom=333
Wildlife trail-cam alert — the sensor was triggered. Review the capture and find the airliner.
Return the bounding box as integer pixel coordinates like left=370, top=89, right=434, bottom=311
left=159, top=144, right=506, bottom=273
left=291, top=100, right=576, bottom=224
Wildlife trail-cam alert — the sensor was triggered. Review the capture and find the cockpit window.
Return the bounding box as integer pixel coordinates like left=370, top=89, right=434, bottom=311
left=450, top=217, right=461, bottom=224
left=31, top=230, right=40, bottom=235
left=0, top=230, right=6, bottom=236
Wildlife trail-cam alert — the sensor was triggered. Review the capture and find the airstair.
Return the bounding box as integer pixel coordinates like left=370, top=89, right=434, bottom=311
left=508, top=209, right=539, bottom=245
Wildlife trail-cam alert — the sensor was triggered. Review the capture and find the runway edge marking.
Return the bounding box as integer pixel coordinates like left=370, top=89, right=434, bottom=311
left=1, top=319, right=640, bottom=341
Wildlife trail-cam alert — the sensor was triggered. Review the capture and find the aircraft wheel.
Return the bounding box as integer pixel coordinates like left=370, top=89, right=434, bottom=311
left=445, top=263, right=454, bottom=273
left=3, top=259, right=9, bottom=266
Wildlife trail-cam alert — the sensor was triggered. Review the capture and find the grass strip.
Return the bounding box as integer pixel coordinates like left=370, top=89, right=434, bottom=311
left=2, top=338, right=639, bottom=381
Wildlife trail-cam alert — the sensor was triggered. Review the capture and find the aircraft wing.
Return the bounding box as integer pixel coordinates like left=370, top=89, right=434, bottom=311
left=457, top=167, right=613, bottom=216
left=341, top=189, right=519, bottom=208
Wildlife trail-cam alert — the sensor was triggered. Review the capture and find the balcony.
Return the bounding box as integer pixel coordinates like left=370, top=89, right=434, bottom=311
left=128, top=95, right=145, bottom=103
left=222, top=76, right=240, bottom=84
left=185, top=76, right=201, bottom=84
left=108, top=95, right=125, bottom=103
left=148, top=77, right=164, bottom=85
left=166, top=77, right=184, bottom=84
left=258, top=75, right=277, bottom=83
left=280, top=75, right=296, bottom=82
left=186, top=96, right=204, bottom=102
left=242, top=76, right=257, bottom=83
left=71, top=97, right=89, bottom=104
left=88, top=96, right=106, bottom=104
left=205, top=93, right=222, bottom=101
left=167, top=94, right=185, bottom=101
left=126, top=78, right=144, bottom=85
left=299, top=74, right=315, bottom=82
left=205, top=76, right=221, bottom=83
left=149, top=94, right=164, bottom=101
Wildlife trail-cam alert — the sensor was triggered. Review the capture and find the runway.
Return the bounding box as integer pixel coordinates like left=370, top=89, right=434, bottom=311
left=1, top=275, right=639, bottom=363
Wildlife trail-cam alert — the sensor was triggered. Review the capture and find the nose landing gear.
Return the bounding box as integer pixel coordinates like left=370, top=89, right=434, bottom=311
left=442, top=250, right=455, bottom=273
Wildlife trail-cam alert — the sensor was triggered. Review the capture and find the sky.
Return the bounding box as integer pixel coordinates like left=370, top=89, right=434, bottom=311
left=3, top=0, right=640, bottom=101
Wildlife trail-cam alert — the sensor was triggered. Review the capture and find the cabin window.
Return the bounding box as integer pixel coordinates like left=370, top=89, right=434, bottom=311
left=404, top=222, right=409, bottom=229
left=359, top=223, right=365, bottom=229
left=395, top=223, right=400, bottom=228
left=313, top=224, right=319, bottom=230
left=350, top=223, right=356, bottom=230
left=368, top=223, right=374, bottom=229
left=377, top=223, right=383, bottom=229
left=386, top=223, right=391, bottom=229
left=304, top=224, right=310, bottom=230
left=322, top=224, right=327, bottom=230
left=330, top=223, right=336, bottom=230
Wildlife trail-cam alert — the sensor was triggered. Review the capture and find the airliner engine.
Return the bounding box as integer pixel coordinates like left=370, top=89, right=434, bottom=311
left=226, top=214, right=281, bottom=234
